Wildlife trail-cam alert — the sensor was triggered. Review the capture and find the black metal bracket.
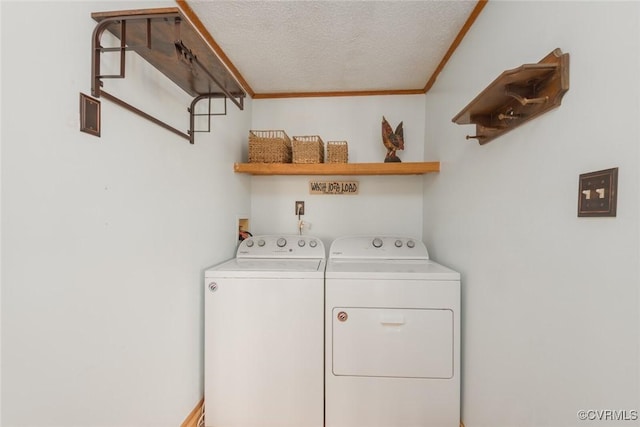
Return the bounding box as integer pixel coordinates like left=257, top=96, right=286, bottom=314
left=189, top=94, right=228, bottom=144
left=90, top=9, right=246, bottom=144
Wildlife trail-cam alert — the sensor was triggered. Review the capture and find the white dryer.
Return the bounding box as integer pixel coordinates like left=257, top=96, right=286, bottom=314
left=204, top=235, right=325, bottom=427
left=325, top=236, right=460, bottom=427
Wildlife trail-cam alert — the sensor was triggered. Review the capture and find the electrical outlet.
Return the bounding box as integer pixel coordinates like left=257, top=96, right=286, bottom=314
left=578, top=167, right=618, bottom=217
left=295, top=201, right=305, bottom=215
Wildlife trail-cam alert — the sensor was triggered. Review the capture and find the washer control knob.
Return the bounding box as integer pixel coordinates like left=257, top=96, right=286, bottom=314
left=309, top=239, right=318, bottom=248
left=298, top=239, right=306, bottom=247
left=245, top=239, right=254, bottom=247
left=257, top=239, right=266, bottom=247
left=277, top=238, right=287, bottom=248
left=372, top=237, right=383, bottom=248
left=208, top=282, right=218, bottom=292
left=407, top=240, right=416, bottom=248
left=395, top=239, right=403, bottom=248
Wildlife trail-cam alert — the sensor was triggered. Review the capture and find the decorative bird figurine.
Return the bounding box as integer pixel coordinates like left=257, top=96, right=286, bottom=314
left=381, top=116, right=404, bottom=162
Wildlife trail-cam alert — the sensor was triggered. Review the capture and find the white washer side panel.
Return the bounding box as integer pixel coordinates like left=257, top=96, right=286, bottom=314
left=332, top=307, right=453, bottom=379
left=205, top=277, right=324, bottom=427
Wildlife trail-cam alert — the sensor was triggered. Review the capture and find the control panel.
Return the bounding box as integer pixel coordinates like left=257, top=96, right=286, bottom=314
left=329, top=236, right=429, bottom=260
left=237, top=235, right=325, bottom=259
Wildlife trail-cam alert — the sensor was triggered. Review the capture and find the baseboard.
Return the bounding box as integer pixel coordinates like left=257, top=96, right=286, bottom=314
left=180, top=397, right=204, bottom=427
left=460, top=421, right=465, bottom=427
left=179, top=399, right=458, bottom=427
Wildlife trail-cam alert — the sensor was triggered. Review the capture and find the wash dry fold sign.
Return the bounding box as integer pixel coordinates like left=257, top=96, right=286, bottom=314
left=309, top=181, right=359, bottom=195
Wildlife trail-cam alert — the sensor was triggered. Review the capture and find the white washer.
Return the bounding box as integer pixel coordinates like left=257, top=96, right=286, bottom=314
left=325, top=236, right=460, bottom=427
left=204, top=235, right=325, bottom=427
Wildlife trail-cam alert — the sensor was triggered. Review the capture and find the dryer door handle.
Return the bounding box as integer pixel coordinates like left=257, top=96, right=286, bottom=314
left=380, top=316, right=405, bottom=326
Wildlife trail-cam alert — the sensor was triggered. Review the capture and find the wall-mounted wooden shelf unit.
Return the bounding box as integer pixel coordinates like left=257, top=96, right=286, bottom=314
left=91, top=8, right=246, bottom=143
left=233, top=162, right=440, bottom=176
left=452, top=48, right=569, bottom=145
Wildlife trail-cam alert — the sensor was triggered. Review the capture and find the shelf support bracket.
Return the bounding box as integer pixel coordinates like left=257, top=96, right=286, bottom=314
left=101, top=91, right=190, bottom=142
left=188, top=94, right=228, bottom=145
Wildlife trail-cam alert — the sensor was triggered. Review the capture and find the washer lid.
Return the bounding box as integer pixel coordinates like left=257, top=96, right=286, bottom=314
left=325, top=259, right=459, bottom=280
left=214, top=258, right=324, bottom=272
left=205, top=258, right=326, bottom=278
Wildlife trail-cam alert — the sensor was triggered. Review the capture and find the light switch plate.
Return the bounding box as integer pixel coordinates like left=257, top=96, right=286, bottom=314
left=578, top=167, right=618, bottom=217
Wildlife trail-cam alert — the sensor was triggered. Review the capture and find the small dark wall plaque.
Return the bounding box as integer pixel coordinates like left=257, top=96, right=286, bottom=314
left=578, top=167, right=618, bottom=217
left=80, top=93, right=100, bottom=137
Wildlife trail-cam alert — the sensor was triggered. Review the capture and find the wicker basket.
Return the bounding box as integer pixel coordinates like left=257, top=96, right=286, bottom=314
left=292, top=135, right=324, bottom=164
left=248, top=130, right=292, bottom=163
left=326, top=141, right=348, bottom=163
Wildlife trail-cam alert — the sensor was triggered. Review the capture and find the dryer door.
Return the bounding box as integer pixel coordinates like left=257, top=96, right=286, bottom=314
left=331, top=307, right=453, bottom=379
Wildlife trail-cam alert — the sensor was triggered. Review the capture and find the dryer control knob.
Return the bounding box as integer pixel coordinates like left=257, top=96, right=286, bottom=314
left=298, top=239, right=306, bottom=247
left=277, top=238, right=287, bottom=247
left=395, top=240, right=403, bottom=248
left=372, top=237, right=383, bottom=248
left=309, top=240, right=318, bottom=248
left=407, top=240, right=416, bottom=248
left=257, top=239, right=266, bottom=247
left=245, top=240, right=254, bottom=247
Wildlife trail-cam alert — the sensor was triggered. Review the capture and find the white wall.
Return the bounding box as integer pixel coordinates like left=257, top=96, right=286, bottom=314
left=4, top=2, right=638, bottom=427
left=423, top=2, right=640, bottom=426
left=251, top=96, right=427, bottom=246
left=1, top=2, right=251, bottom=426
left=0, top=1, right=3, bottom=423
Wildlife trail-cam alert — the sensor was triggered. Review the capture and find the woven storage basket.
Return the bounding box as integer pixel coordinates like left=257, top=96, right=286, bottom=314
left=326, top=141, right=348, bottom=163
left=292, top=135, right=324, bottom=164
left=248, top=130, right=292, bottom=163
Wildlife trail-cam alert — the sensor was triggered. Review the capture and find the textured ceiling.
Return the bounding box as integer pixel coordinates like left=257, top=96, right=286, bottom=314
left=183, top=0, right=482, bottom=97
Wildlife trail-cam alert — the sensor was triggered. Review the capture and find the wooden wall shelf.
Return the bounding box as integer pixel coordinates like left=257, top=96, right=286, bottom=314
left=233, top=162, right=440, bottom=176
left=91, top=8, right=246, bottom=143
left=452, top=48, right=569, bottom=145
